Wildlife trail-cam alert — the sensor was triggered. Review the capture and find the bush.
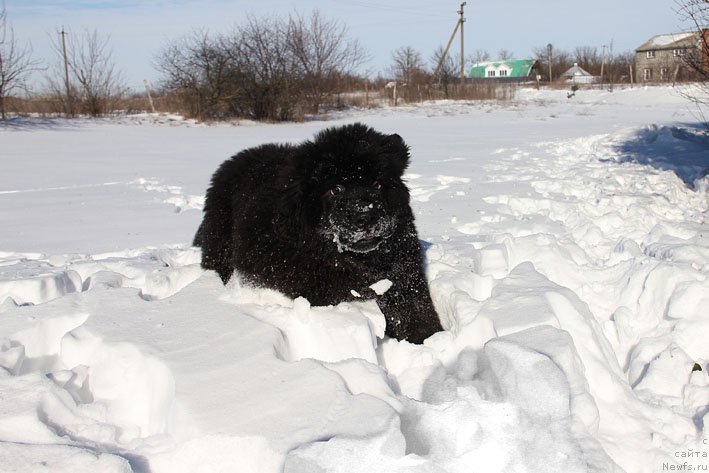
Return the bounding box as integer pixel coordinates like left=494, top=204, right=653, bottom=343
left=154, top=11, right=368, bottom=121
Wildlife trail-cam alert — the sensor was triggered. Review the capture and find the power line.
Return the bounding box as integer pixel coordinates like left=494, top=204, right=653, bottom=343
left=330, top=0, right=449, bottom=19
left=348, top=18, right=450, bottom=29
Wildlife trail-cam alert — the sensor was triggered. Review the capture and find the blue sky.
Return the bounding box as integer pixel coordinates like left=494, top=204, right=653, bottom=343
left=6, top=0, right=687, bottom=90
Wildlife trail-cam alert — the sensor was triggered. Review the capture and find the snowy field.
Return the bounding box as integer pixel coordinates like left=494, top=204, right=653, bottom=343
left=1, top=86, right=708, bottom=473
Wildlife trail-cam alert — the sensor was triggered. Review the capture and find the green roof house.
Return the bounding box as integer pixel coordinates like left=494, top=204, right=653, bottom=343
left=467, top=59, right=538, bottom=81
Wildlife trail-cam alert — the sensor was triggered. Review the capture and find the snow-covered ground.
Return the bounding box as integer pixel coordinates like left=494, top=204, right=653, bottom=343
left=1, top=86, right=707, bottom=473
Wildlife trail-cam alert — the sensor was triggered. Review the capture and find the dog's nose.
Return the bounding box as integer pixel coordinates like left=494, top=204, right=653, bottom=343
left=354, top=210, right=373, bottom=226
left=351, top=201, right=378, bottom=225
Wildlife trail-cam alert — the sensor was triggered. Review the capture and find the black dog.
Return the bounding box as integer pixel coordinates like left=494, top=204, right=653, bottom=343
left=194, top=123, right=442, bottom=344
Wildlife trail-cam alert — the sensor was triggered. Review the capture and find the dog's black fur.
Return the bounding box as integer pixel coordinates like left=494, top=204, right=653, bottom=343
left=194, top=123, right=442, bottom=344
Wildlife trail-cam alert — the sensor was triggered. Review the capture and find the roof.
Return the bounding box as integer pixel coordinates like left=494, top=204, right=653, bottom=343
left=562, top=63, right=592, bottom=77
left=467, top=59, right=537, bottom=79
left=635, top=32, right=697, bottom=51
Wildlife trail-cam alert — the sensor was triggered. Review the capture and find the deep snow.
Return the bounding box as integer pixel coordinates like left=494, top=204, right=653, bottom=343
left=0, top=85, right=708, bottom=473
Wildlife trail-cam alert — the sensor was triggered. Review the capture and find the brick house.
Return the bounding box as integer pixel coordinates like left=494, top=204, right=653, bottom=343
left=634, top=31, right=705, bottom=83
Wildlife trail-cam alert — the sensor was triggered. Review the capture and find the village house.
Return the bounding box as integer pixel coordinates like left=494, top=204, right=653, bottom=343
left=634, top=31, right=707, bottom=83
left=560, top=63, right=599, bottom=84
left=467, top=59, right=539, bottom=82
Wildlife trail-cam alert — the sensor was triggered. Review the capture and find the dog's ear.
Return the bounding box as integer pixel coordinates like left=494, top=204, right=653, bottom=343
left=382, top=133, right=410, bottom=177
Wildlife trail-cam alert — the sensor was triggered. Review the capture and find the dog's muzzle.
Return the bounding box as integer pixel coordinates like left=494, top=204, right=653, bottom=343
left=326, top=195, right=395, bottom=253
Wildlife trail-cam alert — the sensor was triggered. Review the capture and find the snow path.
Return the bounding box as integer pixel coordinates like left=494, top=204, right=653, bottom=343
left=1, top=87, right=708, bottom=472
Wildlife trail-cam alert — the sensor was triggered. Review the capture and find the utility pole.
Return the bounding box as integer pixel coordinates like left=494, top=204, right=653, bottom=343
left=600, top=44, right=606, bottom=85
left=459, top=2, right=466, bottom=85
left=607, top=40, right=613, bottom=92
left=433, top=2, right=467, bottom=84
left=547, top=43, right=553, bottom=83
left=144, top=80, right=156, bottom=113
left=60, top=27, right=72, bottom=116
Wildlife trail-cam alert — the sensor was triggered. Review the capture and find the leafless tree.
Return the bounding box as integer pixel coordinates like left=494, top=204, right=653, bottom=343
left=156, top=11, right=369, bottom=121
left=431, top=46, right=457, bottom=95
left=673, top=0, right=708, bottom=127
left=496, top=49, right=514, bottom=61
left=154, top=30, right=236, bottom=119
left=71, top=30, right=126, bottom=116
left=48, top=29, right=127, bottom=116
left=573, top=46, right=601, bottom=75
left=468, top=49, right=490, bottom=65
left=156, top=18, right=292, bottom=120
left=287, top=10, right=369, bottom=114
left=0, top=4, right=42, bottom=119
left=675, top=1, right=708, bottom=95
left=533, top=45, right=572, bottom=82
left=390, top=46, right=426, bottom=84
left=230, top=15, right=297, bottom=120
left=607, top=50, right=635, bottom=84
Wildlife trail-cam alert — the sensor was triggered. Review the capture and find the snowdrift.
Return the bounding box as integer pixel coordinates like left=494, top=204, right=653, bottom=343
left=1, top=86, right=707, bottom=473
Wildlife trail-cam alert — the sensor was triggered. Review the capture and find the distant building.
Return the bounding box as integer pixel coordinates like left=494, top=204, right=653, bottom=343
left=467, top=59, right=538, bottom=82
left=634, top=31, right=706, bottom=83
left=560, top=63, right=599, bottom=84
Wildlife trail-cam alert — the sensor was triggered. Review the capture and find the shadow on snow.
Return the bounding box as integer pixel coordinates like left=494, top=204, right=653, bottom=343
left=0, top=117, right=85, bottom=131
left=605, top=123, right=709, bottom=190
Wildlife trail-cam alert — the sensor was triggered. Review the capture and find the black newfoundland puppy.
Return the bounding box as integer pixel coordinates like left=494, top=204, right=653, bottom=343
left=194, top=123, right=442, bottom=344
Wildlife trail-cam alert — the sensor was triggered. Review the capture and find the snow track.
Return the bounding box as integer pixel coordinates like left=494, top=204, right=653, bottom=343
left=1, top=88, right=707, bottom=472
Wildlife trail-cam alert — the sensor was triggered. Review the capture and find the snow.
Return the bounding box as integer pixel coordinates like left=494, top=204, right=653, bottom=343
left=647, top=32, right=695, bottom=48
left=1, top=85, right=708, bottom=473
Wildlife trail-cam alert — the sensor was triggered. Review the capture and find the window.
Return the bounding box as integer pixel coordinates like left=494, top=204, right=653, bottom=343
left=487, top=70, right=496, bottom=77
left=643, top=68, right=652, bottom=81
left=660, top=68, right=668, bottom=80
left=646, top=50, right=656, bottom=59
left=673, top=48, right=686, bottom=57
left=499, top=69, right=508, bottom=77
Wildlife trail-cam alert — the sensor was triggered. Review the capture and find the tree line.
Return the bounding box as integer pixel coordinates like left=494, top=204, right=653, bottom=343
left=388, top=44, right=635, bottom=87
left=1, top=3, right=706, bottom=121
left=0, top=4, right=128, bottom=120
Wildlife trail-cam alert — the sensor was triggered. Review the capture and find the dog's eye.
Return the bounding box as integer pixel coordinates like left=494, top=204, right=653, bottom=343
left=329, top=185, right=345, bottom=196
left=372, top=181, right=382, bottom=190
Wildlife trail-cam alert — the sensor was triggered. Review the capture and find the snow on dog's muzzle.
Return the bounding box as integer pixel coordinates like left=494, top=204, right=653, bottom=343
left=326, top=196, right=395, bottom=253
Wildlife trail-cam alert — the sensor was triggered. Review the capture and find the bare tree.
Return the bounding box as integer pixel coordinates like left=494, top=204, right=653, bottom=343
left=287, top=10, right=368, bottom=114
left=675, top=0, right=708, bottom=92
left=574, top=46, right=601, bottom=75
left=155, top=17, right=295, bottom=120
left=154, top=31, right=207, bottom=118
left=48, top=29, right=127, bottom=116
left=674, top=0, right=708, bottom=126
left=155, top=30, right=236, bottom=119
left=607, top=50, right=635, bottom=84
left=533, top=45, right=572, bottom=82
left=431, top=46, right=457, bottom=95
left=231, top=15, right=297, bottom=120
left=70, top=30, right=126, bottom=116
left=390, top=46, right=426, bottom=84
left=468, top=49, right=490, bottom=64
left=155, top=11, right=370, bottom=121
left=0, top=4, right=42, bottom=119
left=496, top=49, right=514, bottom=61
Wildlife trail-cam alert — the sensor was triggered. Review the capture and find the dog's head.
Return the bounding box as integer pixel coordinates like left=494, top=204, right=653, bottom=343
left=321, top=172, right=396, bottom=253
left=276, top=123, right=412, bottom=254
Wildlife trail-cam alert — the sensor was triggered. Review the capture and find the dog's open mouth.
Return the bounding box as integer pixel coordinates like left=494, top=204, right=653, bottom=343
left=329, top=231, right=386, bottom=254
left=348, top=234, right=382, bottom=252
left=325, top=213, right=396, bottom=254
